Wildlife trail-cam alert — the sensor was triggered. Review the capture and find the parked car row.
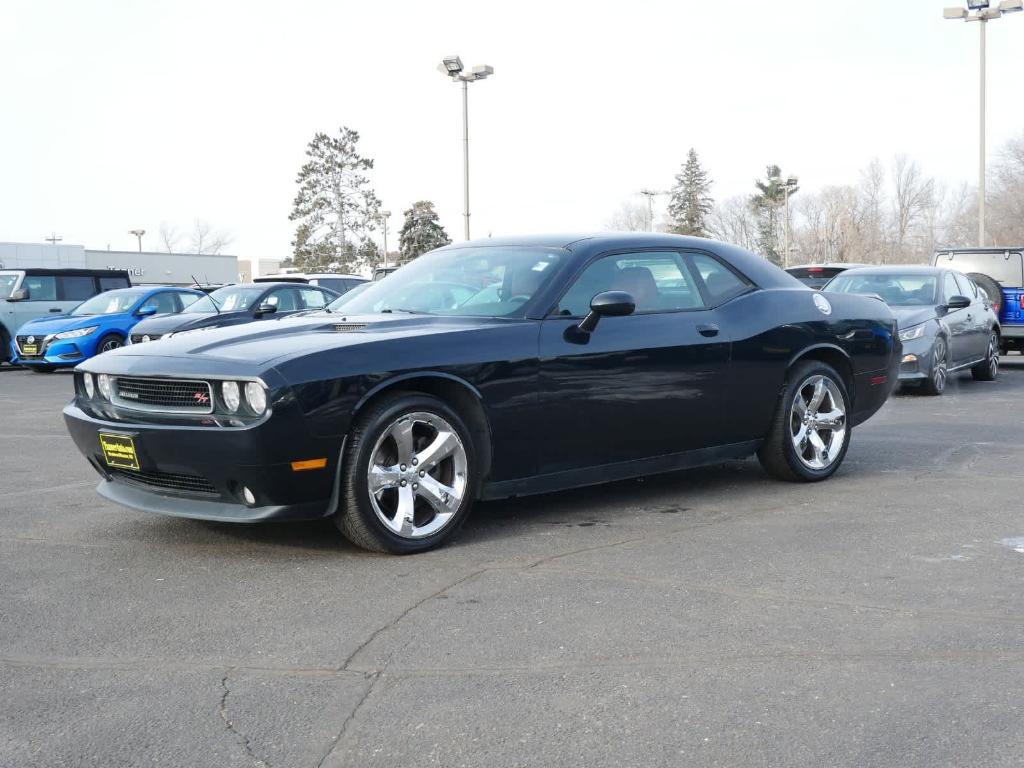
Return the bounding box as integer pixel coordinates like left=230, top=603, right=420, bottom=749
left=2, top=269, right=369, bottom=370
left=62, top=233, right=902, bottom=554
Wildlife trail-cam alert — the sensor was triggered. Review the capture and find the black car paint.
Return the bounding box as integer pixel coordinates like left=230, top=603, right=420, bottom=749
left=64, top=233, right=900, bottom=523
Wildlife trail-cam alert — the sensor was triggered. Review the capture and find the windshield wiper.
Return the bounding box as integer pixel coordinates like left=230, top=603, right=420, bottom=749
left=381, top=308, right=427, bottom=315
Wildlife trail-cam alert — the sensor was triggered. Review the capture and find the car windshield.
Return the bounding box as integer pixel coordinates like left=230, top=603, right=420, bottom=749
left=327, top=247, right=565, bottom=316
left=182, top=285, right=265, bottom=313
left=70, top=289, right=148, bottom=316
left=826, top=273, right=938, bottom=306
left=0, top=273, right=19, bottom=298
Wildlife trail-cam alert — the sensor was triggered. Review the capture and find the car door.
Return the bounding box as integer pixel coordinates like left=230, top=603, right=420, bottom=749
left=257, top=286, right=303, bottom=319
left=954, top=272, right=988, bottom=360
left=13, top=274, right=62, bottom=332
left=537, top=249, right=730, bottom=474
left=941, top=271, right=975, bottom=365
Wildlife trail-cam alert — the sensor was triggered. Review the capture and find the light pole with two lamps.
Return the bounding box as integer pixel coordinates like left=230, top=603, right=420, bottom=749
left=943, top=0, right=1022, bottom=246
left=438, top=55, right=494, bottom=241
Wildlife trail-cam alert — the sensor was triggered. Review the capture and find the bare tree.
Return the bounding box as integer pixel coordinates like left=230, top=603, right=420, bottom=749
left=988, top=131, right=1024, bottom=245
left=190, top=219, right=233, bottom=255
left=707, top=196, right=759, bottom=252
left=605, top=200, right=649, bottom=232
left=890, top=155, right=934, bottom=263
left=158, top=222, right=182, bottom=253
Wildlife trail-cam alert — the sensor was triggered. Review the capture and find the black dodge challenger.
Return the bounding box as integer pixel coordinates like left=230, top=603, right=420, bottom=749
left=64, top=233, right=900, bottom=553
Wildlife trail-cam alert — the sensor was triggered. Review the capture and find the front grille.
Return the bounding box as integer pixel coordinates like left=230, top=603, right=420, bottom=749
left=110, top=468, right=219, bottom=497
left=16, top=336, right=46, bottom=356
left=130, top=334, right=162, bottom=344
left=113, top=377, right=213, bottom=413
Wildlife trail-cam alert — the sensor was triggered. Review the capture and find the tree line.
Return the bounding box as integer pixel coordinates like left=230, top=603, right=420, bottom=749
left=288, top=126, right=450, bottom=273
left=611, top=133, right=1024, bottom=266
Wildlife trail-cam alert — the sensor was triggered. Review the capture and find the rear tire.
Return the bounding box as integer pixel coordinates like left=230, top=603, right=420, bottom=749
left=921, top=337, right=948, bottom=396
left=0, top=327, right=10, bottom=365
left=757, top=360, right=851, bottom=482
left=333, top=392, right=479, bottom=554
left=971, top=331, right=1000, bottom=381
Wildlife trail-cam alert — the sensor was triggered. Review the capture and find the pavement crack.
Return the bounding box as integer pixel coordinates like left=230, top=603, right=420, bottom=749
left=315, top=672, right=379, bottom=768
left=219, top=670, right=270, bottom=768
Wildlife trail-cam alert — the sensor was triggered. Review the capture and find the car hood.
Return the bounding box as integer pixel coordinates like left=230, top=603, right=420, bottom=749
left=101, top=313, right=514, bottom=366
left=889, top=306, right=937, bottom=329
left=18, top=314, right=126, bottom=336
left=131, top=312, right=230, bottom=336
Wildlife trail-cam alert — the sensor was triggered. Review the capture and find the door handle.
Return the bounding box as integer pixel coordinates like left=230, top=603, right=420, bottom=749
left=696, top=323, right=719, bottom=338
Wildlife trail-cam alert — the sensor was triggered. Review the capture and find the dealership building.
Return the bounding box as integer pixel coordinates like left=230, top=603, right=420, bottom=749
left=0, top=242, right=240, bottom=286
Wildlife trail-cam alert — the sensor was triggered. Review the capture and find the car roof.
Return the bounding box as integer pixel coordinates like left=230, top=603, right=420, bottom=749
left=786, top=263, right=864, bottom=270
left=838, top=265, right=948, bottom=275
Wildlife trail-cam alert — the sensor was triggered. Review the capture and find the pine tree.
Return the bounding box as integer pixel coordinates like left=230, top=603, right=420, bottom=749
left=398, top=201, right=451, bottom=262
left=288, top=127, right=381, bottom=273
left=667, top=149, right=714, bottom=236
left=750, top=165, right=798, bottom=266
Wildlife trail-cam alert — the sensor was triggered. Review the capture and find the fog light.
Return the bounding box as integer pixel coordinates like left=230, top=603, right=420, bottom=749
left=222, top=381, right=240, bottom=412
left=902, top=354, right=917, bottom=363
left=83, top=373, right=95, bottom=398
left=242, top=486, right=256, bottom=506
left=97, top=374, right=112, bottom=401
left=142, top=335, right=150, bottom=343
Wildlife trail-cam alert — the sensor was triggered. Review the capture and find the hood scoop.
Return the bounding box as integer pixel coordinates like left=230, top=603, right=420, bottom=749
left=332, top=323, right=368, bottom=333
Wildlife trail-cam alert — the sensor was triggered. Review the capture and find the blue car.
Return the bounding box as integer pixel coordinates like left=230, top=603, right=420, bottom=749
left=11, top=286, right=203, bottom=373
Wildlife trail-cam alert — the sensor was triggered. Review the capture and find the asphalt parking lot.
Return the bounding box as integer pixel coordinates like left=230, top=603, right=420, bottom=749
left=2, top=361, right=1024, bottom=767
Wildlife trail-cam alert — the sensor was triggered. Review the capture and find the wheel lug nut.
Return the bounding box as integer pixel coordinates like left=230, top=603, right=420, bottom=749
left=400, top=464, right=407, bottom=471
left=412, top=458, right=418, bottom=466
left=419, top=470, right=425, bottom=477
left=400, top=480, right=407, bottom=487
left=412, top=483, right=418, bottom=490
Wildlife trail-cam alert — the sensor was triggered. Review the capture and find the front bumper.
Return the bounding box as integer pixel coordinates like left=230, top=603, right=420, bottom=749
left=63, top=402, right=343, bottom=522
left=897, top=335, right=934, bottom=381
left=12, top=334, right=94, bottom=367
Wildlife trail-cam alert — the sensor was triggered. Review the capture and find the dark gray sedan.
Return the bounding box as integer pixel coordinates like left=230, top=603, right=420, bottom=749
left=825, top=265, right=1000, bottom=395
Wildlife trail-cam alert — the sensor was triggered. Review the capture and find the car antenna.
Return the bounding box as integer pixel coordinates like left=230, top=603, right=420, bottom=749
left=192, top=274, right=220, bottom=313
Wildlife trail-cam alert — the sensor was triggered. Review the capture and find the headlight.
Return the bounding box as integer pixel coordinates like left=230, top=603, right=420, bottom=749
left=83, top=373, right=95, bottom=398
left=54, top=326, right=98, bottom=340
left=899, top=324, right=926, bottom=342
left=222, top=381, right=240, bottom=412
left=97, top=374, right=113, bottom=401
left=141, top=335, right=151, bottom=343
left=244, top=382, right=267, bottom=415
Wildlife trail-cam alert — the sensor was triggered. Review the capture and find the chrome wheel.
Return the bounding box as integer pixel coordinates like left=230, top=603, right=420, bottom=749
left=987, top=334, right=999, bottom=378
left=932, top=339, right=947, bottom=393
left=366, top=411, right=468, bottom=539
left=789, top=375, right=847, bottom=471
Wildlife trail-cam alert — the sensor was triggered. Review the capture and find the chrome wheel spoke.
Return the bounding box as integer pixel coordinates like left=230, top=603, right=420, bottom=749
left=807, top=378, right=827, bottom=411
left=389, top=420, right=416, bottom=465
left=808, top=430, right=827, bottom=464
left=368, top=464, right=401, bottom=496
left=814, top=409, right=844, bottom=428
left=415, top=430, right=460, bottom=470
left=416, top=474, right=461, bottom=515
left=393, top=483, right=416, bottom=536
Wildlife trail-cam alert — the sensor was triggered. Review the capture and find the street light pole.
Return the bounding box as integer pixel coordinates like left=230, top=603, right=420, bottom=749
left=439, top=56, right=494, bottom=241
left=944, top=0, right=1022, bottom=247
left=378, top=210, right=391, bottom=268
left=129, top=229, right=145, bottom=253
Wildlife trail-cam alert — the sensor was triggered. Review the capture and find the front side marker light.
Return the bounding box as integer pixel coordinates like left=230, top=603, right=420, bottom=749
left=244, top=381, right=267, bottom=415
left=222, top=381, right=240, bottom=412
left=291, top=458, right=328, bottom=472
left=97, top=374, right=112, bottom=401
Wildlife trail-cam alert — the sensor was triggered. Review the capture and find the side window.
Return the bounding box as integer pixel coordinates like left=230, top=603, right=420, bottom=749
left=300, top=288, right=328, bottom=309
left=954, top=272, right=976, bottom=299
left=942, top=273, right=960, bottom=303
left=22, top=275, right=57, bottom=301
left=266, top=287, right=300, bottom=311
left=99, top=276, right=130, bottom=291
left=59, top=276, right=97, bottom=301
left=139, top=292, right=179, bottom=315
left=556, top=251, right=705, bottom=316
left=690, top=253, right=750, bottom=304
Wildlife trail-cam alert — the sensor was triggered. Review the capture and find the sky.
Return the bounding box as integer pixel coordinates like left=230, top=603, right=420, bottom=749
left=1, top=0, right=1023, bottom=262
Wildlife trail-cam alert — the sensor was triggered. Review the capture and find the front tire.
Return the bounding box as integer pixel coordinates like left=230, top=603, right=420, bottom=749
left=96, top=334, right=124, bottom=355
left=757, top=360, right=851, bottom=482
left=334, top=393, right=479, bottom=554
left=971, top=331, right=1000, bottom=382
left=921, top=337, right=948, bottom=396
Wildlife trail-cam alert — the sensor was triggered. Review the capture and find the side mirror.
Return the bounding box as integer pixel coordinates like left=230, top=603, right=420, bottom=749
left=8, top=287, right=28, bottom=301
left=255, top=301, right=277, bottom=316
left=137, top=305, right=158, bottom=316
left=946, top=295, right=971, bottom=311
left=578, top=291, right=636, bottom=333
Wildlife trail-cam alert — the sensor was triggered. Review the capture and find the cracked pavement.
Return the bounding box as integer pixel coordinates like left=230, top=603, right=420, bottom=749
left=2, top=360, right=1024, bottom=767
